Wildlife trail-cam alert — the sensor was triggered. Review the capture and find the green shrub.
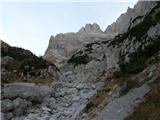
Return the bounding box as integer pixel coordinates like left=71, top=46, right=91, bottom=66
left=119, top=35, right=160, bottom=75
left=68, top=54, right=90, bottom=66
left=85, top=102, right=96, bottom=113
left=119, top=56, right=146, bottom=74
left=1, top=47, right=33, bottom=61
left=112, top=70, right=123, bottom=79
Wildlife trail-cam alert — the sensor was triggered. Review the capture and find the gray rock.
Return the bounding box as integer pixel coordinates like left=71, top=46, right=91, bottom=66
left=1, top=112, right=5, bottom=120
left=105, top=1, right=157, bottom=35
left=72, top=96, right=80, bottom=102
left=1, top=56, right=14, bottom=65
left=43, top=97, right=56, bottom=109
left=43, top=26, right=112, bottom=65
left=2, top=83, right=52, bottom=102
left=1, top=99, right=14, bottom=112
left=147, top=24, right=160, bottom=39
left=81, top=113, right=88, bottom=120
left=4, top=112, right=13, bottom=120
left=78, top=23, right=103, bottom=34
left=76, top=84, right=84, bottom=90
left=13, top=98, right=31, bottom=116
left=95, top=77, right=156, bottom=120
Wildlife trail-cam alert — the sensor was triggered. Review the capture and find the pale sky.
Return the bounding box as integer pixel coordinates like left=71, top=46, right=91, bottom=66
left=0, top=0, right=137, bottom=56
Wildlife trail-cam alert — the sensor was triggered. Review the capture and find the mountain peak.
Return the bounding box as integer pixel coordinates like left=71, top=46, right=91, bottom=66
left=78, top=23, right=103, bottom=34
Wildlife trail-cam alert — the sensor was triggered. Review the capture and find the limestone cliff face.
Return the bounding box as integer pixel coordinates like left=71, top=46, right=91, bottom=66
left=44, top=1, right=158, bottom=66
left=43, top=1, right=160, bottom=84
left=78, top=23, right=103, bottom=34
left=65, top=1, right=160, bottom=83
left=105, top=1, right=157, bottom=35
left=43, top=23, right=114, bottom=65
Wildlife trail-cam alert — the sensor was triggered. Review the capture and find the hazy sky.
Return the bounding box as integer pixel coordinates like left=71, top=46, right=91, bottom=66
left=1, top=0, right=137, bottom=55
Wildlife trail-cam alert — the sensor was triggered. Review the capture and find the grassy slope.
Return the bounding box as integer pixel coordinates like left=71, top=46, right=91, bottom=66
left=125, top=79, right=160, bottom=120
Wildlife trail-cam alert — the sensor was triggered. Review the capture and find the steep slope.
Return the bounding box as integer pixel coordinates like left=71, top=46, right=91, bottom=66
left=59, top=1, right=160, bottom=84
left=1, top=40, right=62, bottom=84
left=105, top=1, right=157, bottom=35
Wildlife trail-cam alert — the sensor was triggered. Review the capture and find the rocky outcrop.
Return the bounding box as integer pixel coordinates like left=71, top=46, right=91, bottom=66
left=78, top=23, right=103, bottom=34
left=64, top=1, right=160, bottom=81
left=105, top=1, right=157, bottom=35
left=43, top=24, right=113, bottom=65
left=44, top=1, right=159, bottom=65
left=2, top=83, right=52, bottom=102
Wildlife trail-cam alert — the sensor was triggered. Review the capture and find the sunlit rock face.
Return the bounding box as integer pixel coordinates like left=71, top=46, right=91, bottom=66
left=105, top=1, right=157, bottom=35
left=43, top=23, right=114, bottom=65
left=43, top=1, right=157, bottom=65
left=78, top=23, right=103, bottom=34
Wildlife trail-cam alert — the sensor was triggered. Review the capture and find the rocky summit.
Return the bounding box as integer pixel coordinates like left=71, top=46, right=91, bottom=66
left=1, top=1, right=160, bottom=120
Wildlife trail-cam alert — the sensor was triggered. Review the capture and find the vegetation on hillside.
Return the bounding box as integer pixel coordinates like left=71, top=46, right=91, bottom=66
left=68, top=51, right=91, bottom=67
left=119, top=36, right=160, bottom=75
left=125, top=79, right=160, bottom=120
left=108, top=3, right=160, bottom=47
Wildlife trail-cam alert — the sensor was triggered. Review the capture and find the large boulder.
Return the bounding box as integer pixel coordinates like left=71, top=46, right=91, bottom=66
left=1, top=99, right=14, bottom=112
left=2, top=83, right=52, bottom=102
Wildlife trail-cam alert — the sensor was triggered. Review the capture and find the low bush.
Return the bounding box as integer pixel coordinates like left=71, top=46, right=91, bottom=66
left=68, top=54, right=90, bottom=66
left=85, top=102, right=96, bottom=113
left=119, top=35, right=160, bottom=75
left=112, top=70, right=123, bottom=79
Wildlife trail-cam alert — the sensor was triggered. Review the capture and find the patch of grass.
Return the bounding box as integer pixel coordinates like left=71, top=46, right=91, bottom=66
left=103, top=79, right=119, bottom=93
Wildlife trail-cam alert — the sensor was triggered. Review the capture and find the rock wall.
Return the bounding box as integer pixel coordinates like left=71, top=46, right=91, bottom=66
left=43, top=24, right=114, bottom=65
left=105, top=1, right=157, bottom=35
